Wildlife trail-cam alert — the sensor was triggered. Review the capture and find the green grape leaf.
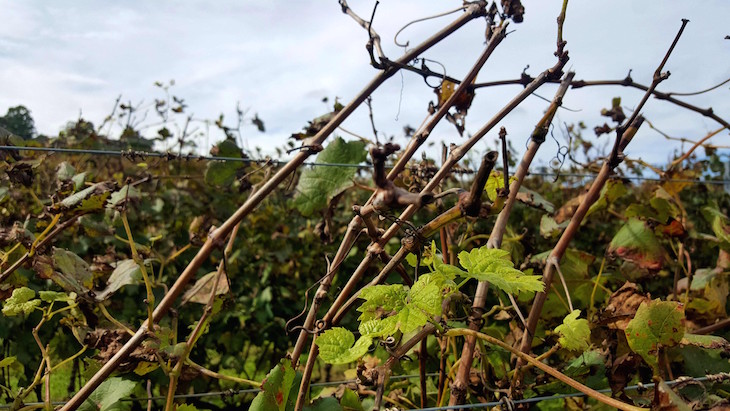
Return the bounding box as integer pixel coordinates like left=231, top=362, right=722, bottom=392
left=457, top=246, right=543, bottom=294
left=409, top=277, right=442, bottom=317
left=607, top=218, right=666, bottom=271
left=53, top=181, right=115, bottom=213
left=516, top=186, right=555, bottom=213
left=474, top=267, right=544, bottom=294
left=56, top=161, right=76, bottom=181
left=358, top=317, right=397, bottom=338
left=204, top=139, right=246, bottom=187
left=71, top=172, right=87, bottom=190
left=0, top=356, right=16, bottom=368
left=586, top=179, right=627, bottom=217
left=656, top=380, right=692, bottom=411
left=432, top=256, right=466, bottom=280
left=458, top=247, right=513, bottom=274
left=340, top=388, right=365, bottom=411
left=250, top=358, right=297, bottom=411
left=405, top=253, right=420, bottom=268
left=78, top=377, right=137, bottom=411
left=38, top=290, right=75, bottom=303
left=540, top=214, right=564, bottom=238
left=625, top=300, right=685, bottom=370
left=176, top=405, right=199, bottom=411
left=2, top=287, right=40, bottom=317
left=357, top=284, right=407, bottom=322
left=394, top=304, right=429, bottom=334
left=50, top=247, right=94, bottom=294
left=293, top=137, right=367, bottom=217
left=555, top=310, right=591, bottom=351
left=304, top=397, right=344, bottom=411
left=316, top=328, right=372, bottom=365
left=106, top=184, right=141, bottom=210
left=95, top=259, right=143, bottom=301
left=703, top=206, right=730, bottom=250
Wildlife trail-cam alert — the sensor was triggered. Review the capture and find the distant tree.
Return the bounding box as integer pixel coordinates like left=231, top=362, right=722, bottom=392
left=0, top=106, right=36, bottom=139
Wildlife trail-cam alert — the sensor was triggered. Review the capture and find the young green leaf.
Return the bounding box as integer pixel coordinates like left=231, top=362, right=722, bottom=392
left=454, top=246, right=544, bottom=294
left=393, top=304, right=430, bottom=334
left=2, top=287, right=40, bottom=317
left=358, top=318, right=398, bottom=338
left=625, top=300, right=685, bottom=370
left=458, top=247, right=514, bottom=274
left=408, top=277, right=442, bottom=318
left=293, top=137, right=367, bottom=217
left=357, top=284, right=407, bottom=322
left=555, top=310, right=591, bottom=351
left=315, top=328, right=372, bottom=365
left=38, top=290, right=75, bottom=303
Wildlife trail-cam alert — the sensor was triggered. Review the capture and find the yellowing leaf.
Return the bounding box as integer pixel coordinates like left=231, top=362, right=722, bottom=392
left=181, top=271, right=230, bottom=304
left=607, top=218, right=666, bottom=271
left=484, top=171, right=515, bottom=202
left=625, top=300, right=685, bottom=370
left=555, top=310, right=591, bottom=351
left=250, top=359, right=297, bottom=411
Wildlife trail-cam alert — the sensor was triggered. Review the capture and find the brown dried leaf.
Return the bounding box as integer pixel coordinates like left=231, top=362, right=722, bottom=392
left=601, top=282, right=650, bottom=330
left=554, top=191, right=588, bottom=224
left=181, top=271, right=229, bottom=305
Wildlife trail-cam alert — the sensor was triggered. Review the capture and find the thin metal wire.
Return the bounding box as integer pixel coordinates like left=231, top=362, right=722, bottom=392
left=2, top=145, right=729, bottom=185
left=0, top=145, right=371, bottom=169
left=3, top=373, right=724, bottom=409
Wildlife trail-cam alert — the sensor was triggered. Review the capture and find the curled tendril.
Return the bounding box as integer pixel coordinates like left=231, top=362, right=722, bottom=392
left=416, top=58, right=448, bottom=89
left=549, top=123, right=569, bottom=181
left=394, top=5, right=468, bottom=49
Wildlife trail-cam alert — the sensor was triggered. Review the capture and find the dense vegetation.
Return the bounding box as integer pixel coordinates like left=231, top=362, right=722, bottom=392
left=1, top=1, right=729, bottom=411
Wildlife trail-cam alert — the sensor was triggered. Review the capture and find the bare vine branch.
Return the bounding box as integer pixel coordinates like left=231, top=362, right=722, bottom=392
left=449, top=71, right=575, bottom=406
left=59, top=5, right=486, bottom=409
left=290, top=17, right=505, bottom=367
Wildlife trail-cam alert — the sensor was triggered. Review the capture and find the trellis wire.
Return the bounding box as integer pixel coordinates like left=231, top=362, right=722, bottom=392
left=2, top=145, right=729, bottom=186
left=2, top=373, right=727, bottom=409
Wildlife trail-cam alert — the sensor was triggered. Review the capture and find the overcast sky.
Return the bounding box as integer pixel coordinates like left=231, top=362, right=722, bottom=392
left=1, top=1, right=728, bottom=168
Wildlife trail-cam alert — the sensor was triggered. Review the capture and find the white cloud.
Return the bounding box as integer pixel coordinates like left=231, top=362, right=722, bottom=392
left=0, top=0, right=727, bottom=167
